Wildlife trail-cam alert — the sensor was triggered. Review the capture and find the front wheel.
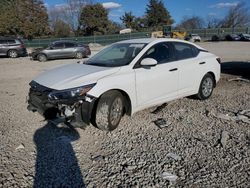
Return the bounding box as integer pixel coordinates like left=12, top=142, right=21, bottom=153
left=93, top=91, right=124, bottom=131
left=37, top=54, right=47, bottom=62
left=196, top=73, right=215, bottom=100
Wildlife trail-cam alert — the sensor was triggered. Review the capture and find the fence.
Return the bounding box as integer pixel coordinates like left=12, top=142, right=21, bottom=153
left=23, top=32, right=151, bottom=48
left=23, top=27, right=250, bottom=48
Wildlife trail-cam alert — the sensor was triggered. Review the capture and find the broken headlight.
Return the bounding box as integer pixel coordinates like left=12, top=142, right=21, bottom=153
left=48, top=83, right=96, bottom=101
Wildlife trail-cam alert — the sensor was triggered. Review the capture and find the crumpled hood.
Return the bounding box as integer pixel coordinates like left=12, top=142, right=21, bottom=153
left=34, top=63, right=120, bottom=90
left=33, top=47, right=45, bottom=53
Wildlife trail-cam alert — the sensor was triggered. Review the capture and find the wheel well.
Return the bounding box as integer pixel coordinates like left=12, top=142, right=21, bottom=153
left=95, top=89, right=132, bottom=116
left=7, top=49, right=17, bottom=54
left=207, top=72, right=216, bottom=87
left=38, top=53, right=47, bottom=57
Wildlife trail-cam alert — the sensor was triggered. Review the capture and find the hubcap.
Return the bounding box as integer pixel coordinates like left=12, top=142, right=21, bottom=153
left=202, top=77, right=213, bottom=97
left=110, top=97, right=123, bottom=126
left=9, top=51, right=17, bottom=58
left=76, top=52, right=82, bottom=59
left=39, top=55, right=46, bottom=61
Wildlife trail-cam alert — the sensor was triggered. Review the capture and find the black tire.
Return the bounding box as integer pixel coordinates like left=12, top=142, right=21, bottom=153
left=37, top=54, right=47, bottom=62
left=196, top=73, right=215, bottom=100
left=93, top=91, right=124, bottom=131
left=75, top=52, right=83, bottom=59
left=8, top=50, right=18, bottom=58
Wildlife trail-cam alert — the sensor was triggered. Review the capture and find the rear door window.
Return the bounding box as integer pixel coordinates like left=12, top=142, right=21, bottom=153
left=173, top=42, right=198, bottom=60
left=65, top=42, right=76, bottom=48
left=53, top=42, right=64, bottom=49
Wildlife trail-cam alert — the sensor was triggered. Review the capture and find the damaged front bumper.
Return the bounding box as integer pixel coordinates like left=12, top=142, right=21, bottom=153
left=27, top=81, right=96, bottom=128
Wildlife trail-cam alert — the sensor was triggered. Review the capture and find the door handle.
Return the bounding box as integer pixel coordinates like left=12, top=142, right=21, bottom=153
left=199, top=62, right=206, bottom=65
left=169, top=68, right=178, bottom=72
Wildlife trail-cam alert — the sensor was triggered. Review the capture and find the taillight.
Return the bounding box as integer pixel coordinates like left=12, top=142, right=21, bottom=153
left=216, top=58, right=221, bottom=64
left=20, top=44, right=25, bottom=48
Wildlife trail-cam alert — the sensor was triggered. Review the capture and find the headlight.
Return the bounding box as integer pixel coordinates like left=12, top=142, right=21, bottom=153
left=48, top=83, right=96, bottom=100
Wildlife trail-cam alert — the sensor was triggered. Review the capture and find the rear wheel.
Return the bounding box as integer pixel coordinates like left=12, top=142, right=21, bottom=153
left=93, top=91, right=124, bottom=131
left=8, top=50, right=18, bottom=58
left=37, top=54, right=47, bottom=62
left=196, top=73, right=215, bottom=100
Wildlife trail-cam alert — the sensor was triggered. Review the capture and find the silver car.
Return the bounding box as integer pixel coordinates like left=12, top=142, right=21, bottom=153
left=0, top=37, right=27, bottom=58
left=31, top=40, right=91, bottom=62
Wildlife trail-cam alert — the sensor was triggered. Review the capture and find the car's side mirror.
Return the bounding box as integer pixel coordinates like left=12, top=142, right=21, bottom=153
left=140, top=58, right=157, bottom=67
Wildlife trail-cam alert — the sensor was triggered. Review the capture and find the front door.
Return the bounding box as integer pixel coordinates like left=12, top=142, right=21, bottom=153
left=135, top=42, right=179, bottom=107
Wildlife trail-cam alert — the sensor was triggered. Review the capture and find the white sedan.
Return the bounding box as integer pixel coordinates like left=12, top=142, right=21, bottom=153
left=28, top=38, right=221, bottom=131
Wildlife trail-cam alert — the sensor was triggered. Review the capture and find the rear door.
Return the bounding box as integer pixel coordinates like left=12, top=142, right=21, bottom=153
left=49, top=42, right=65, bottom=58
left=0, top=39, right=8, bottom=55
left=64, top=42, right=76, bottom=57
left=134, top=42, right=179, bottom=107
left=172, top=42, right=202, bottom=95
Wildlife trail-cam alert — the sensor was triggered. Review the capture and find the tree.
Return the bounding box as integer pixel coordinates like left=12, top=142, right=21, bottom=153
left=120, top=12, right=135, bottom=28
left=53, top=19, right=72, bottom=37
left=0, top=0, right=49, bottom=38
left=48, top=0, right=92, bottom=34
left=79, top=3, right=109, bottom=35
left=107, top=22, right=122, bottom=34
left=220, top=2, right=250, bottom=28
left=176, top=16, right=205, bottom=30
left=145, top=0, right=174, bottom=28
left=206, top=17, right=221, bottom=28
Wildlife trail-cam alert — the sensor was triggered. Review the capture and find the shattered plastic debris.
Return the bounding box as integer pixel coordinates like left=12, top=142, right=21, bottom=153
left=162, top=172, right=178, bottom=184
left=228, top=77, right=250, bottom=83
left=215, top=110, right=250, bottom=124
left=153, top=118, right=170, bottom=129
left=15, top=144, right=25, bottom=150
left=151, top=103, right=167, bottom=114
left=220, top=131, right=230, bottom=148
left=166, top=152, right=181, bottom=161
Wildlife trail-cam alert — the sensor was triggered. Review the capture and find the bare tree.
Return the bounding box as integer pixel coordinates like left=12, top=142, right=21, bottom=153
left=220, top=2, right=250, bottom=28
left=63, top=0, right=93, bottom=31
left=176, top=16, right=205, bottom=30
left=206, top=17, right=221, bottom=28
left=48, top=0, right=93, bottom=35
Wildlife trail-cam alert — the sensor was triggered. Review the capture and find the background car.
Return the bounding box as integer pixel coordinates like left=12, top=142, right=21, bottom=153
left=225, top=34, right=241, bottom=41
left=0, top=37, right=27, bottom=58
left=239, top=33, right=250, bottom=41
left=31, top=40, right=91, bottom=62
left=185, top=34, right=201, bottom=42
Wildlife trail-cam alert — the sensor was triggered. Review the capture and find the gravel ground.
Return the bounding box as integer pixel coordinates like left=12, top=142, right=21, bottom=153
left=0, top=42, right=250, bottom=187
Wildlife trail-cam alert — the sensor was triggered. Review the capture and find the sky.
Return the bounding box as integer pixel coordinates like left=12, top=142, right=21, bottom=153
left=44, top=0, right=250, bottom=25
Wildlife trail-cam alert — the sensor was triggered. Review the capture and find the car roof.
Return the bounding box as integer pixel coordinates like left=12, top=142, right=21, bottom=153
left=0, top=37, right=18, bottom=40
left=116, top=38, right=203, bottom=48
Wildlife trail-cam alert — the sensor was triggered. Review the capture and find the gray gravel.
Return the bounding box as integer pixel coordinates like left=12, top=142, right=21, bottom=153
left=0, top=42, right=250, bottom=187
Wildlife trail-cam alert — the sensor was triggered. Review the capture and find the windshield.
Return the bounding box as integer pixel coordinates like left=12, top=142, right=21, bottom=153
left=86, top=43, right=146, bottom=67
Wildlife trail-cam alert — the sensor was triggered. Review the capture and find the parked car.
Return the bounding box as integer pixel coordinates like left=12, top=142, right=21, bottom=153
left=211, top=35, right=221, bottom=41
left=225, top=34, right=241, bottom=41
left=239, top=33, right=250, bottom=41
left=0, top=37, right=27, bottom=58
left=27, top=38, right=221, bottom=131
left=31, top=40, right=91, bottom=62
left=185, top=34, right=201, bottom=42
